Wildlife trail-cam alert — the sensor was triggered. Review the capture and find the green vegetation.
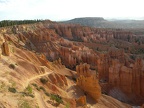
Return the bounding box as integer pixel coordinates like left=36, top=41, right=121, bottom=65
left=8, top=87, right=17, bottom=93
left=40, top=77, right=48, bottom=84
left=65, top=102, right=70, bottom=108
left=21, top=92, right=35, bottom=98
left=50, top=94, right=63, bottom=104
left=0, top=20, right=42, bottom=27
left=32, top=84, right=50, bottom=96
left=32, top=83, right=38, bottom=88
left=39, top=86, right=46, bottom=92
left=31, top=83, right=63, bottom=106
left=26, top=85, right=33, bottom=94
left=32, top=83, right=40, bottom=91
left=21, top=85, right=34, bottom=98
left=45, top=92, right=50, bottom=96
left=9, top=64, right=16, bottom=69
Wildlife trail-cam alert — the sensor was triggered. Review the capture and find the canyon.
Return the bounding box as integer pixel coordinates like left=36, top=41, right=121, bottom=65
left=0, top=20, right=144, bottom=107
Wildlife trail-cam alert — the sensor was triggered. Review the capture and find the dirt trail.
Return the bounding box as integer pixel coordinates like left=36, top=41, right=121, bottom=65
left=35, top=91, right=48, bottom=108
left=23, top=71, right=53, bottom=108
left=23, top=71, right=52, bottom=88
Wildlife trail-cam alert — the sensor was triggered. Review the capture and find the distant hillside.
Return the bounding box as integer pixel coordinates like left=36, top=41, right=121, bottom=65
left=62, top=17, right=144, bottom=29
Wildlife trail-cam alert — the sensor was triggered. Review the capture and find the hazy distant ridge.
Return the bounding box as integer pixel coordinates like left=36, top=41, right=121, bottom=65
left=62, top=17, right=144, bottom=29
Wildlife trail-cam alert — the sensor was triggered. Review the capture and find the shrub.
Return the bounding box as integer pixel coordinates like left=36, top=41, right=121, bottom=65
left=9, top=64, right=15, bottom=69
left=32, top=83, right=38, bottom=88
left=21, top=92, right=35, bottom=98
left=26, top=85, right=32, bottom=94
left=8, top=87, right=17, bottom=93
left=39, top=86, right=46, bottom=92
left=36, top=87, right=40, bottom=91
left=32, top=83, right=40, bottom=91
left=27, top=94, right=35, bottom=98
left=50, top=94, right=63, bottom=104
left=45, top=92, right=50, bottom=96
left=40, top=77, right=48, bottom=84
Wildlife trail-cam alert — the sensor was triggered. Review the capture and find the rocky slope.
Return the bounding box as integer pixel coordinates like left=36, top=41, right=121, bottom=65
left=0, top=20, right=144, bottom=107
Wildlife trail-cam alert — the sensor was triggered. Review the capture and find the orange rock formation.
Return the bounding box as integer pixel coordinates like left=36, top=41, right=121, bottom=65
left=76, top=96, right=87, bottom=106
left=1, top=21, right=143, bottom=106
left=1, top=42, right=10, bottom=56
left=76, top=63, right=101, bottom=101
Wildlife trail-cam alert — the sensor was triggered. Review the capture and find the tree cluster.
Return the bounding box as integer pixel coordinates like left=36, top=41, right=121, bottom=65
left=0, top=19, right=42, bottom=27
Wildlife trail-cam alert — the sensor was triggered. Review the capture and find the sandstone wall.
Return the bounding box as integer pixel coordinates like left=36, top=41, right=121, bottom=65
left=76, top=63, right=101, bottom=101
left=77, top=75, right=101, bottom=101
left=1, top=42, right=10, bottom=56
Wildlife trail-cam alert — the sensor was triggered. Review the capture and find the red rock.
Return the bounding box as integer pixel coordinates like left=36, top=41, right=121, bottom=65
left=141, top=104, right=144, bottom=108
left=76, top=63, right=101, bottom=101
left=76, top=63, right=91, bottom=77
left=48, top=73, right=68, bottom=89
left=1, top=42, right=10, bottom=56
left=77, top=75, right=101, bottom=101
left=2, top=21, right=143, bottom=105
left=76, top=96, right=86, bottom=106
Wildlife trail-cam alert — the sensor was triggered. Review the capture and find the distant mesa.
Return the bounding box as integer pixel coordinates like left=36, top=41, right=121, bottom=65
left=62, top=17, right=144, bottom=28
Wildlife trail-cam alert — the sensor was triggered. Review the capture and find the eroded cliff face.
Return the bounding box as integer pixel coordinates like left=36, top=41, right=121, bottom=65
left=0, top=33, right=78, bottom=108
left=107, top=58, right=144, bottom=104
left=1, top=42, right=10, bottom=56
left=98, top=48, right=144, bottom=104
left=0, top=21, right=144, bottom=106
left=2, top=22, right=139, bottom=69
left=76, top=63, right=101, bottom=101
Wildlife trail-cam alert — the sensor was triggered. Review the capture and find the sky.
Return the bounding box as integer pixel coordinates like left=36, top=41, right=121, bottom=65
left=0, top=0, right=144, bottom=21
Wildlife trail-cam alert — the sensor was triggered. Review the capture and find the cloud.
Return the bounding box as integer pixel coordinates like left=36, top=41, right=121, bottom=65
left=0, top=0, right=8, bottom=3
left=0, top=0, right=144, bottom=21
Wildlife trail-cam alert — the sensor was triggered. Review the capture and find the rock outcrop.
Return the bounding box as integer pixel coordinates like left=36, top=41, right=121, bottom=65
left=76, top=63, right=91, bottom=77
left=1, top=42, right=10, bottom=56
left=76, top=63, right=101, bottom=101
left=132, top=59, right=144, bottom=97
left=77, top=75, right=101, bottom=101
left=141, top=104, right=144, bottom=108
left=76, top=96, right=87, bottom=106
left=107, top=58, right=144, bottom=104
left=48, top=73, right=68, bottom=89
